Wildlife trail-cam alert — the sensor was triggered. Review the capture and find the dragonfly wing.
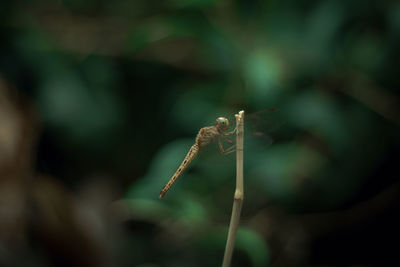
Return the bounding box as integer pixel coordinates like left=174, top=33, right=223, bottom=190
left=244, top=109, right=286, bottom=152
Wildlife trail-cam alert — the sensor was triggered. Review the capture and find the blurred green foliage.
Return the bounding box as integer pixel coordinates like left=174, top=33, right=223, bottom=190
left=1, top=0, right=399, bottom=266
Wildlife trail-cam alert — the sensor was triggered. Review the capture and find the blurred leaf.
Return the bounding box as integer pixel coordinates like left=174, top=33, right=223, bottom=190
left=168, top=0, right=216, bottom=9
left=236, top=227, right=270, bottom=267
left=37, top=72, right=123, bottom=147
left=170, top=83, right=228, bottom=133
left=244, top=48, right=284, bottom=107
left=388, top=3, right=400, bottom=34
left=350, top=36, right=384, bottom=73
left=285, top=90, right=348, bottom=153
left=194, top=226, right=269, bottom=267
left=302, top=0, right=345, bottom=69
left=121, top=198, right=174, bottom=222
left=126, top=139, right=194, bottom=200
left=249, top=142, right=326, bottom=203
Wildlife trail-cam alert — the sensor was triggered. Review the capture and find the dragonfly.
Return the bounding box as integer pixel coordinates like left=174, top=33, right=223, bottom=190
left=159, top=109, right=283, bottom=198
left=159, top=117, right=237, bottom=198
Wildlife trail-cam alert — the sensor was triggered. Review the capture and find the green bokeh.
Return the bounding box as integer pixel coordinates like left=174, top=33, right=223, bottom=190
left=0, top=0, right=398, bottom=265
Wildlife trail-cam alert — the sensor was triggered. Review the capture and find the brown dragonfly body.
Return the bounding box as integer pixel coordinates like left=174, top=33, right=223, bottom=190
left=159, top=117, right=235, bottom=198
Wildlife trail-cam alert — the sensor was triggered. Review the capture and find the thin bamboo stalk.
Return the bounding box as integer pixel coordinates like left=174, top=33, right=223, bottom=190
left=222, top=110, right=244, bottom=267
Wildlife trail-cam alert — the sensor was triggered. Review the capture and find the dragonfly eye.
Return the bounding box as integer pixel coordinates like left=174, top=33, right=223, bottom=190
left=216, top=117, right=229, bottom=130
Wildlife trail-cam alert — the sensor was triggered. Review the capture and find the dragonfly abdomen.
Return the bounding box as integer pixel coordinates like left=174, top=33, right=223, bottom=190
left=159, top=143, right=200, bottom=198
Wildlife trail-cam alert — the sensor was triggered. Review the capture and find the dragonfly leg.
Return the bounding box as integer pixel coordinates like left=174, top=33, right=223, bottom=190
left=218, top=137, right=236, bottom=155
left=222, top=126, right=237, bottom=136
left=223, top=145, right=236, bottom=155
left=221, top=134, right=233, bottom=144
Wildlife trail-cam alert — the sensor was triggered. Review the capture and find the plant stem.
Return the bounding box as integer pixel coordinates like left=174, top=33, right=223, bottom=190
left=222, top=110, right=244, bottom=267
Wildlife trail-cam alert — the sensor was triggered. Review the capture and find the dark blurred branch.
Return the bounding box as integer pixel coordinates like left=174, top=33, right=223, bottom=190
left=0, top=80, right=113, bottom=267
left=0, top=77, right=38, bottom=249
left=331, top=70, right=400, bottom=125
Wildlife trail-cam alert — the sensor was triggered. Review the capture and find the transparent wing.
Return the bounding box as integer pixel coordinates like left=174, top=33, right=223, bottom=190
left=244, top=109, right=287, bottom=152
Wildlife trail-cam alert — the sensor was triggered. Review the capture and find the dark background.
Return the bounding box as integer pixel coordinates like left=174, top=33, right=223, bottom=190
left=0, top=0, right=399, bottom=266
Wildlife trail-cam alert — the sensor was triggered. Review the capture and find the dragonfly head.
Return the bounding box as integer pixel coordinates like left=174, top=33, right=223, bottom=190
left=216, top=117, right=230, bottom=131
